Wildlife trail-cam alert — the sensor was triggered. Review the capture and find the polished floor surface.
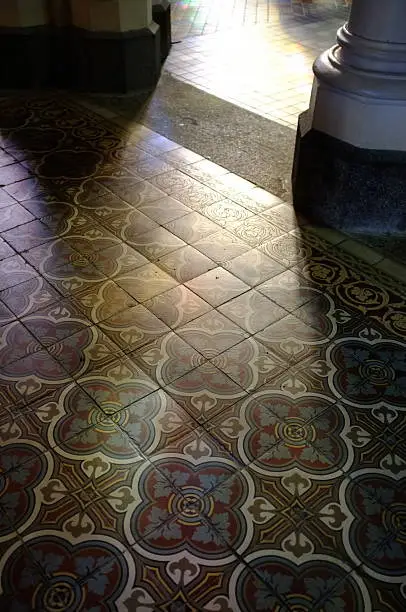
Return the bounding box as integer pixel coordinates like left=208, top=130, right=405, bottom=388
left=0, top=92, right=405, bottom=611
left=167, top=0, right=350, bottom=127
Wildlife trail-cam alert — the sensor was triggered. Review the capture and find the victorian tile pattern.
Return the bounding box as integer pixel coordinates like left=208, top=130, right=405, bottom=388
left=0, top=95, right=405, bottom=612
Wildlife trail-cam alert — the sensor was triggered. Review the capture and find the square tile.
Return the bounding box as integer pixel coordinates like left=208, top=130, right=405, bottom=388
left=212, top=337, right=288, bottom=392
left=99, top=303, right=170, bottom=352
left=130, top=227, right=186, bottom=260
left=0, top=255, right=38, bottom=291
left=164, top=362, right=246, bottom=423
left=72, top=279, right=136, bottom=324
left=231, top=187, right=283, bottom=213
left=259, top=232, right=312, bottom=267
left=193, top=230, right=250, bottom=263
left=2, top=219, right=56, bottom=252
left=0, top=321, right=39, bottom=367
left=157, top=245, right=216, bottom=282
left=107, top=209, right=158, bottom=243
left=22, top=299, right=91, bottom=346
left=257, top=269, right=317, bottom=312
left=0, top=302, right=15, bottom=327
left=203, top=199, right=253, bottom=227
left=0, top=203, right=35, bottom=231
left=0, top=238, right=14, bottom=261
left=137, top=195, right=191, bottom=224
left=178, top=310, right=248, bottom=358
left=0, top=162, right=31, bottom=186
left=224, top=248, right=286, bottom=286
left=218, top=290, right=288, bottom=334
left=165, top=211, right=220, bottom=243
left=230, top=215, right=284, bottom=247
left=261, top=202, right=303, bottom=232
left=185, top=267, right=249, bottom=307
left=90, top=243, right=148, bottom=277
left=115, top=263, right=179, bottom=302
left=131, top=331, right=205, bottom=385
left=144, top=285, right=211, bottom=329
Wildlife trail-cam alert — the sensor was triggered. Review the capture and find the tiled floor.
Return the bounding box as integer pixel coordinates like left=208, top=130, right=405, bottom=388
left=0, top=94, right=405, bottom=610
left=167, top=0, right=350, bottom=127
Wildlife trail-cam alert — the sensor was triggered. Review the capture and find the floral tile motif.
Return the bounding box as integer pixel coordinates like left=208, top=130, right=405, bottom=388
left=0, top=276, right=60, bottom=318
left=89, top=242, right=148, bottom=277
left=76, top=188, right=134, bottom=220
left=185, top=267, right=249, bottom=307
left=259, top=232, right=313, bottom=267
left=106, top=178, right=166, bottom=206
left=0, top=255, right=38, bottom=292
left=157, top=245, right=216, bottom=283
left=224, top=247, right=286, bottom=286
left=165, top=211, right=220, bottom=243
left=0, top=303, right=15, bottom=327
left=49, top=326, right=122, bottom=379
left=257, top=269, right=318, bottom=312
left=178, top=310, right=249, bottom=358
left=230, top=215, right=285, bottom=247
left=193, top=229, right=251, bottom=263
left=99, top=303, right=170, bottom=352
left=101, top=208, right=158, bottom=244
left=144, top=285, right=212, bottom=329
left=218, top=289, right=288, bottom=334
left=130, top=226, right=186, bottom=260
left=43, top=261, right=107, bottom=296
left=165, top=362, right=246, bottom=423
left=115, top=263, right=179, bottom=302
left=22, top=238, right=82, bottom=273
left=131, top=331, right=205, bottom=385
left=212, top=338, right=288, bottom=391
left=22, top=299, right=90, bottom=347
left=72, top=279, right=136, bottom=324
left=261, top=202, right=304, bottom=232
left=77, top=356, right=158, bottom=414
left=137, top=195, right=191, bottom=224
left=230, top=187, right=283, bottom=213
left=0, top=322, right=40, bottom=368
left=203, top=199, right=254, bottom=227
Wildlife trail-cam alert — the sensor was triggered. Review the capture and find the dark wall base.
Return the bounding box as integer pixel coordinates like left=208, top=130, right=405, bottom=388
left=153, top=0, right=172, bottom=62
left=292, top=111, right=406, bottom=234
left=0, top=27, right=50, bottom=89
left=0, top=24, right=162, bottom=94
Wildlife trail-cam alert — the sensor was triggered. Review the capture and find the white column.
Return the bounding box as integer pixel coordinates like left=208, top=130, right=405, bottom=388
left=308, top=0, right=406, bottom=151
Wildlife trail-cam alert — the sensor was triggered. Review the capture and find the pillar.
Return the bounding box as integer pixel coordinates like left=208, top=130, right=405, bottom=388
left=70, top=0, right=161, bottom=93
left=152, top=0, right=171, bottom=62
left=292, top=0, right=406, bottom=234
left=0, top=0, right=49, bottom=88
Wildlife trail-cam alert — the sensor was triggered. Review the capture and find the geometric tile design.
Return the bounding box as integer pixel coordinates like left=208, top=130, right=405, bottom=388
left=0, top=89, right=405, bottom=611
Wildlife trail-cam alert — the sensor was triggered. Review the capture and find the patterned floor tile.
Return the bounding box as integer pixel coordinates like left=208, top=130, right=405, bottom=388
left=259, top=232, right=313, bottom=267
left=0, top=302, right=15, bottom=327
left=89, top=242, right=148, bottom=277
left=129, top=226, right=186, bottom=260
left=185, top=267, right=249, bottom=307
left=72, top=279, right=136, bottom=324
left=165, top=361, right=246, bottom=423
left=49, top=325, right=123, bottom=379
left=77, top=355, right=159, bottom=415
left=0, top=321, right=40, bottom=368
left=0, top=276, right=60, bottom=318
left=100, top=208, right=158, bottom=245
left=257, top=268, right=318, bottom=312
left=137, top=195, right=191, bottom=224
left=203, top=199, right=254, bottom=228
left=21, top=299, right=90, bottom=347
left=165, top=210, right=220, bottom=243
left=212, top=337, right=288, bottom=392
left=193, top=229, right=251, bottom=263
left=261, top=202, right=304, bottom=232
left=144, top=285, right=212, bottom=329
left=218, top=289, right=288, bottom=334
left=43, top=261, right=107, bottom=297
left=224, top=247, right=286, bottom=286
left=99, top=303, right=170, bottom=352
left=22, top=237, right=82, bottom=273
left=157, top=245, right=216, bottom=282
left=0, top=202, right=35, bottom=232
left=0, top=237, right=15, bottom=261
left=230, top=215, right=285, bottom=247
left=115, top=262, right=179, bottom=302
left=131, top=331, right=205, bottom=385
left=106, top=178, right=166, bottom=206
left=76, top=188, right=134, bottom=221
left=178, top=310, right=249, bottom=358
left=2, top=219, right=57, bottom=251
left=231, top=187, right=283, bottom=213
left=0, top=254, right=38, bottom=292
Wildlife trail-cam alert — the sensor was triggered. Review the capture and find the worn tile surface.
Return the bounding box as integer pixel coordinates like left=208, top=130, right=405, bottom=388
left=1, top=75, right=406, bottom=612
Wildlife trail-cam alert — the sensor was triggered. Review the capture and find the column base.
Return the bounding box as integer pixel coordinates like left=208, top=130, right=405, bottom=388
left=292, top=111, right=406, bottom=234
left=153, top=0, right=172, bottom=62
left=0, top=26, right=50, bottom=89
left=72, top=24, right=161, bottom=94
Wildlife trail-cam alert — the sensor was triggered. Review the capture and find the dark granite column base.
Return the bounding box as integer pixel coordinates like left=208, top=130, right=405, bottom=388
left=72, top=24, right=161, bottom=94
left=292, top=111, right=406, bottom=234
left=0, top=26, right=50, bottom=89
left=153, top=0, right=172, bottom=62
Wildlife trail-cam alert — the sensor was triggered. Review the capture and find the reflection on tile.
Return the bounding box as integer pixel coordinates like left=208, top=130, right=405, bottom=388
left=157, top=245, right=216, bottom=282
left=218, top=289, right=287, bottom=333
left=193, top=230, right=250, bottom=263
left=178, top=310, right=249, bottom=358
left=224, top=247, right=286, bottom=286
left=185, top=267, right=249, bottom=306
left=144, top=285, right=212, bottom=328
left=115, top=263, right=179, bottom=302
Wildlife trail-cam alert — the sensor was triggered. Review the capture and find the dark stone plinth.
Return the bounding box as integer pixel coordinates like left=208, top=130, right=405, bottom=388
left=0, top=26, right=50, bottom=88
left=292, top=111, right=406, bottom=234
left=72, top=24, right=161, bottom=94
left=0, top=24, right=161, bottom=94
left=153, top=0, right=172, bottom=62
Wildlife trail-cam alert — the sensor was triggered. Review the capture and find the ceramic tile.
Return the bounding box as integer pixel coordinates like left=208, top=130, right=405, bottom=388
left=115, top=263, right=178, bottom=302
left=0, top=237, right=15, bottom=261
left=256, top=269, right=319, bottom=312
left=224, top=247, right=286, bottom=287
left=193, top=229, right=251, bottom=263
left=0, top=203, right=35, bottom=231
left=144, top=285, right=212, bottom=329
left=1, top=219, right=56, bottom=251
left=89, top=242, right=148, bottom=277
left=165, top=211, right=220, bottom=243
left=136, top=195, right=191, bottom=224
left=72, top=279, right=136, bottom=323
left=229, top=215, right=285, bottom=247
left=185, top=267, right=249, bottom=306
left=0, top=276, right=59, bottom=319
left=0, top=321, right=40, bottom=367
left=178, top=310, right=249, bottom=358
left=203, top=199, right=254, bottom=227
left=130, top=226, right=186, bottom=260
left=157, top=245, right=216, bottom=282
left=21, top=299, right=91, bottom=347
left=0, top=255, right=38, bottom=291
left=218, top=289, right=288, bottom=334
